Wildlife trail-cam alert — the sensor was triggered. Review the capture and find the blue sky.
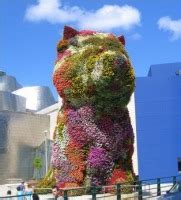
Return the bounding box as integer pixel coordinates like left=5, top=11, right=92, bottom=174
left=1, top=0, right=181, bottom=99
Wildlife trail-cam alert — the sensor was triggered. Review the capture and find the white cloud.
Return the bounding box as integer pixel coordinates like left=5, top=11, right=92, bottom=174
left=25, top=0, right=83, bottom=23
left=128, top=33, right=141, bottom=40
left=78, top=5, right=141, bottom=31
left=158, top=16, right=181, bottom=40
left=25, top=0, right=141, bottom=31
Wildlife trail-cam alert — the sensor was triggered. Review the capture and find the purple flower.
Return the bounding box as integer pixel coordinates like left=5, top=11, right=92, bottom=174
left=87, top=147, right=113, bottom=185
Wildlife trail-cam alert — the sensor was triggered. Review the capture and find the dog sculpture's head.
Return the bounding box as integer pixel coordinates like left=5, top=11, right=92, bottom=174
left=53, top=26, right=135, bottom=113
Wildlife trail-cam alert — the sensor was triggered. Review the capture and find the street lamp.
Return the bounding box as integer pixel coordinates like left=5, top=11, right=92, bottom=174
left=44, top=130, right=48, bottom=174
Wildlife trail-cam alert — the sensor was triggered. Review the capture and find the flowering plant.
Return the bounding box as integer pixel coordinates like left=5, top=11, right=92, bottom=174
left=51, top=26, right=135, bottom=187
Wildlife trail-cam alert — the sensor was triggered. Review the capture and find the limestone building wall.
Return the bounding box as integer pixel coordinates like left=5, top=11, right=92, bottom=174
left=0, top=111, right=49, bottom=184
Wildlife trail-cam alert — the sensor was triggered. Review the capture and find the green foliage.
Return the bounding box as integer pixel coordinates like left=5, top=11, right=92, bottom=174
left=82, top=36, right=123, bottom=52
left=86, top=55, right=99, bottom=73
left=36, top=168, right=56, bottom=194
left=57, top=122, right=65, bottom=141
left=121, top=171, right=135, bottom=194
left=33, top=157, right=43, bottom=170
left=57, top=39, right=69, bottom=52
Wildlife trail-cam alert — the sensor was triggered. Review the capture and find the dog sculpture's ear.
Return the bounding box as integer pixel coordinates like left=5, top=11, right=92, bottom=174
left=63, top=26, right=79, bottom=40
left=118, top=35, right=125, bottom=46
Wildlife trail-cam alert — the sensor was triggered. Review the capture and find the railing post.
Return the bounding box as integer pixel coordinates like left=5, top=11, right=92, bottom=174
left=116, top=184, right=121, bottom=200
left=173, top=176, right=176, bottom=185
left=92, top=186, right=97, bottom=200
left=157, top=178, right=161, bottom=196
left=138, top=181, right=142, bottom=200
left=63, top=190, right=68, bottom=200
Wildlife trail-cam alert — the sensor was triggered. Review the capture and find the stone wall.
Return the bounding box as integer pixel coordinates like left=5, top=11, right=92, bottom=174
left=0, top=110, right=49, bottom=184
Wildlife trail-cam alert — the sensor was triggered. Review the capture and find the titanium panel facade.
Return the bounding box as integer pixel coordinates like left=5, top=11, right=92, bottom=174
left=0, top=73, right=22, bottom=92
left=0, top=91, right=26, bottom=112
left=0, top=111, right=49, bottom=184
left=13, top=86, right=56, bottom=111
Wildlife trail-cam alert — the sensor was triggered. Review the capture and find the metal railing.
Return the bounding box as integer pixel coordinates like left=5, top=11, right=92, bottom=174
left=0, top=193, right=32, bottom=200
left=1, top=175, right=181, bottom=200
left=136, top=175, right=181, bottom=200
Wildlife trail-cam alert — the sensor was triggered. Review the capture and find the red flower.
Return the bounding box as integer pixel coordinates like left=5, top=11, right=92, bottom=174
left=108, top=169, right=126, bottom=185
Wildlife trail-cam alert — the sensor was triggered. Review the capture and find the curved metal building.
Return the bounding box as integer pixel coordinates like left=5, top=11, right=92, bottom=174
left=0, top=91, right=26, bottom=112
left=0, top=71, right=22, bottom=92
left=0, top=71, right=56, bottom=112
left=13, top=86, right=56, bottom=111
left=0, top=71, right=56, bottom=183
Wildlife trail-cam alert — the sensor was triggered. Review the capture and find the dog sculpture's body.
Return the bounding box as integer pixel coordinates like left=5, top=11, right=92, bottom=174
left=52, top=26, right=135, bottom=187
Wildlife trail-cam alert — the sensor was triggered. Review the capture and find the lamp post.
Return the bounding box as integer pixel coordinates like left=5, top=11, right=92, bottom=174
left=44, top=130, right=48, bottom=174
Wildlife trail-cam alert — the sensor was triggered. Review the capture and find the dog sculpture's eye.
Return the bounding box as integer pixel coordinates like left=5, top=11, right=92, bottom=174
left=69, top=38, right=78, bottom=47
left=116, top=55, right=127, bottom=68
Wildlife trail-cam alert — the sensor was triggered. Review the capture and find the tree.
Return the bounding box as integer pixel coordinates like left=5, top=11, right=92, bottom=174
left=33, top=157, right=43, bottom=179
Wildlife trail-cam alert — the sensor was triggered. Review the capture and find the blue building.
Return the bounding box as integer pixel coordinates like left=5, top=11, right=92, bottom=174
left=135, top=62, right=181, bottom=180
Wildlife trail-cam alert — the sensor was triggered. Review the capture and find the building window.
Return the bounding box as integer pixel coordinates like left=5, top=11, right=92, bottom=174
left=178, top=158, right=181, bottom=173
left=175, top=70, right=181, bottom=75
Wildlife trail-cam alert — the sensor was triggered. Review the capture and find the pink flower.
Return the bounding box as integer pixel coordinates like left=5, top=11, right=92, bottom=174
left=57, top=50, right=71, bottom=61
left=79, top=30, right=96, bottom=36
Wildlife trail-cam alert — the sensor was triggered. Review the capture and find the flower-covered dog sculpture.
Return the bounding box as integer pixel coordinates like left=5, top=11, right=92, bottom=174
left=52, top=26, right=135, bottom=188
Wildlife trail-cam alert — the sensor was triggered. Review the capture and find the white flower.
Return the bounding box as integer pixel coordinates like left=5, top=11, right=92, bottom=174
left=102, top=50, right=116, bottom=56
left=54, top=59, right=63, bottom=72
left=96, top=33, right=109, bottom=39
left=57, top=125, right=69, bottom=149
left=76, top=35, right=91, bottom=43
left=67, top=45, right=78, bottom=54
left=81, top=74, right=88, bottom=85
left=91, top=61, right=103, bottom=81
